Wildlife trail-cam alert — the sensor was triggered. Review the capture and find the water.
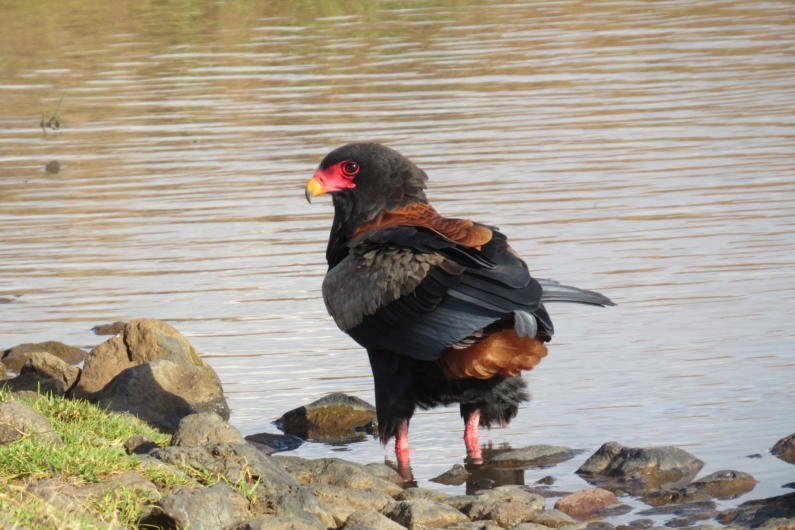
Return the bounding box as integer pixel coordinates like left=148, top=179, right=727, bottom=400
left=1, top=0, right=794, bottom=520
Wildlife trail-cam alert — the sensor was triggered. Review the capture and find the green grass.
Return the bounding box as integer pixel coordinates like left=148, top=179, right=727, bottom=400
left=0, top=387, right=206, bottom=528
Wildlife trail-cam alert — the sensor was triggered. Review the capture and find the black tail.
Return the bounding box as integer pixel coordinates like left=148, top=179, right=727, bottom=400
left=538, top=279, right=615, bottom=307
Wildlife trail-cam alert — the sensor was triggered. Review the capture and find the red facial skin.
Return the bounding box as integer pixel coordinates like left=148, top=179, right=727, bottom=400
left=308, top=160, right=359, bottom=195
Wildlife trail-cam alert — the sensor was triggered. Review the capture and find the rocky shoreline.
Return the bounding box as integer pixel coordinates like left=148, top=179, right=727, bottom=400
left=2, top=319, right=794, bottom=529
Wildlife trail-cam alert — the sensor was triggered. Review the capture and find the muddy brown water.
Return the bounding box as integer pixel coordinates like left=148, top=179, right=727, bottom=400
left=1, top=0, right=794, bottom=520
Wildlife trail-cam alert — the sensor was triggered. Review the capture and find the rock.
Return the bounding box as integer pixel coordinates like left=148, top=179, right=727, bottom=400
left=536, top=476, right=556, bottom=485
left=151, top=442, right=301, bottom=497
left=772, top=433, right=795, bottom=465
left=431, top=463, right=470, bottom=485
left=2, top=341, right=86, bottom=372
left=72, top=318, right=210, bottom=399
left=0, top=400, right=62, bottom=445
left=576, top=442, right=704, bottom=494
left=344, top=509, right=406, bottom=529
left=594, top=504, right=633, bottom=518
left=308, top=483, right=394, bottom=512
left=29, top=471, right=159, bottom=513
left=93, top=359, right=228, bottom=432
left=384, top=499, right=469, bottom=529
left=272, top=455, right=403, bottom=496
left=717, top=492, right=795, bottom=527
left=170, top=412, right=245, bottom=447
left=4, top=352, right=81, bottom=395
left=124, top=434, right=160, bottom=455
left=532, top=508, right=578, bottom=528
left=690, top=469, right=757, bottom=499
left=139, top=482, right=248, bottom=530
left=513, top=524, right=556, bottom=530
left=397, top=487, right=451, bottom=502
left=266, top=487, right=336, bottom=528
left=8, top=390, right=40, bottom=402
left=641, top=487, right=712, bottom=507
left=231, top=514, right=325, bottom=530
left=276, top=392, right=376, bottom=443
left=450, top=523, right=506, bottom=530
left=464, top=485, right=545, bottom=526
left=365, top=462, right=405, bottom=484
left=92, top=321, right=126, bottom=335
left=637, top=500, right=716, bottom=518
left=555, top=488, right=620, bottom=519
left=245, top=432, right=304, bottom=454
left=490, top=445, right=579, bottom=468
left=0, top=361, right=6, bottom=379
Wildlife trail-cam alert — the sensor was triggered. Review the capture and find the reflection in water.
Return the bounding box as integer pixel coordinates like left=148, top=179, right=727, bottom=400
left=1, top=0, right=795, bottom=519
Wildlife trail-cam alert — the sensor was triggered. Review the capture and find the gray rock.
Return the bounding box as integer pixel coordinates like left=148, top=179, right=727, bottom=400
left=344, top=509, right=407, bottom=529
left=365, top=462, right=405, bottom=484
left=72, top=318, right=210, bottom=399
left=93, top=359, right=228, bottom=432
left=532, top=508, right=578, bottom=528
left=690, top=469, right=757, bottom=500
left=272, top=455, right=403, bottom=496
left=576, top=441, right=704, bottom=494
left=717, top=492, right=795, bottom=527
left=266, top=487, right=336, bottom=528
left=489, top=444, right=579, bottom=468
left=246, top=432, right=304, bottom=454
left=641, top=487, right=712, bottom=507
left=230, top=514, right=325, bottom=530
left=276, top=392, right=376, bottom=443
left=397, top=487, right=451, bottom=502
left=2, top=341, right=86, bottom=373
left=4, top=352, right=80, bottom=395
left=124, top=434, right=160, bottom=455
left=0, top=400, right=62, bottom=445
left=170, top=412, right=245, bottom=447
left=308, top=483, right=394, bottom=512
left=139, top=482, right=248, bottom=530
left=771, top=433, right=795, bottom=465
left=464, top=485, right=545, bottom=526
left=384, top=499, right=469, bottom=529
left=151, top=442, right=301, bottom=497
left=431, top=463, right=470, bottom=485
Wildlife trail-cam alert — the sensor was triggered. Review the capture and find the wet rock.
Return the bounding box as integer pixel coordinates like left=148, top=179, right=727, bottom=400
left=716, top=491, right=795, bottom=527
left=0, top=400, right=62, bottom=445
left=771, top=433, right=795, bottom=465
left=594, top=504, right=633, bottom=518
left=637, top=500, right=716, bottom=518
left=344, top=509, right=406, bottom=529
left=4, top=352, right=80, bottom=395
left=431, top=463, right=470, bottom=485
left=272, top=455, right=402, bottom=496
left=555, top=488, right=620, bottom=519
left=170, top=411, right=245, bottom=447
left=576, top=441, right=703, bottom=494
left=641, top=487, right=712, bottom=507
left=93, top=359, right=229, bottom=432
left=536, top=475, right=557, bottom=485
left=2, top=341, right=86, bottom=373
left=384, top=499, right=469, bottom=529
left=72, top=318, right=211, bottom=399
left=245, top=432, right=304, bottom=454
left=490, top=444, right=579, bottom=468
left=139, top=482, right=248, bottom=530
left=690, top=469, right=757, bottom=499
left=397, top=486, right=451, bottom=502
left=664, top=512, right=715, bottom=528
left=276, top=392, right=376, bottom=443
left=584, top=523, right=616, bottom=530
left=124, top=434, right=160, bottom=455
left=91, top=321, right=126, bottom=335
left=532, top=508, right=578, bottom=528
left=45, top=160, right=61, bottom=173
left=464, top=485, right=545, bottom=526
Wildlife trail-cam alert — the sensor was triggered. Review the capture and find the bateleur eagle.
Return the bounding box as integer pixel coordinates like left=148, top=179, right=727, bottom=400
left=305, top=143, right=613, bottom=476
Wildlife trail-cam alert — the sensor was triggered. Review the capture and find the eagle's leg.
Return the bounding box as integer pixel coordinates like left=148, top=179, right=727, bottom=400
left=464, top=409, right=483, bottom=464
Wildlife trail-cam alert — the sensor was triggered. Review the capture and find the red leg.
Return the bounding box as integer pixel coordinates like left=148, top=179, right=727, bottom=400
left=464, top=410, right=483, bottom=464
left=394, top=419, right=413, bottom=480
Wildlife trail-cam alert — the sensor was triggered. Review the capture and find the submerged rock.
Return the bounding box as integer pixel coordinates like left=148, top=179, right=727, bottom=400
left=690, top=469, right=757, bottom=500
left=245, top=432, right=304, bottom=454
left=0, top=400, right=62, bottom=445
left=276, top=392, right=376, bottom=443
left=716, top=491, right=795, bottom=527
left=576, top=441, right=703, bottom=494
left=2, top=341, right=86, bottom=373
left=489, top=444, right=579, bottom=468
left=771, top=433, right=795, bottom=465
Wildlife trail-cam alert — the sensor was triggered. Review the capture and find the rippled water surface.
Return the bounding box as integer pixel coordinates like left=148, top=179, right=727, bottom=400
left=2, top=0, right=794, bottom=516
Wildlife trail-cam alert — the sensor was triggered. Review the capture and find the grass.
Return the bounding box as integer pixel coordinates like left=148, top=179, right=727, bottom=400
left=0, top=386, right=215, bottom=528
